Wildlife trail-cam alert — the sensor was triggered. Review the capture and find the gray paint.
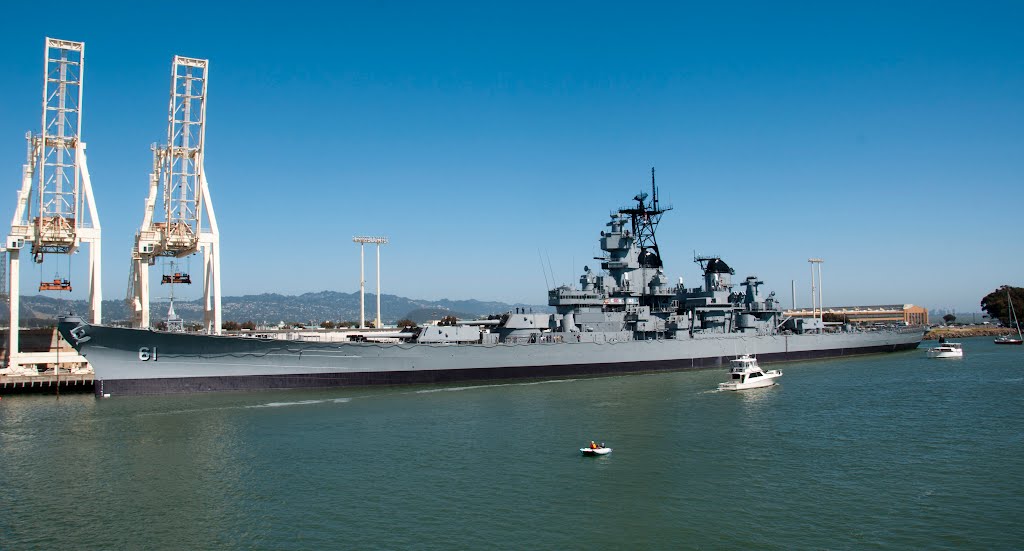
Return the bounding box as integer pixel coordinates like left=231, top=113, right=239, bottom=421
left=58, top=186, right=924, bottom=395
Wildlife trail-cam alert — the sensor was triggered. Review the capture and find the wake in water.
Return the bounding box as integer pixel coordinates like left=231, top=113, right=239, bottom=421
left=247, top=397, right=352, bottom=408
left=414, top=379, right=579, bottom=394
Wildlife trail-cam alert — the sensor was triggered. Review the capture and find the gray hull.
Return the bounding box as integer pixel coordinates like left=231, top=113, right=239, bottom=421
left=59, top=319, right=923, bottom=396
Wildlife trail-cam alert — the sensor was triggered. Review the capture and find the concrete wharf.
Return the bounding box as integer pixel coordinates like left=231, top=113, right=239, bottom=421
left=2, top=328, right=94, bottom=394
left=1, top=372, right=94, bottom=394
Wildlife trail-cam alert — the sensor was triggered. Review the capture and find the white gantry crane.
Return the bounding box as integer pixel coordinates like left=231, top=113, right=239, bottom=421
left=5, top=38, right=102, bottom=372
left=127, top=56, right=221, bottom=334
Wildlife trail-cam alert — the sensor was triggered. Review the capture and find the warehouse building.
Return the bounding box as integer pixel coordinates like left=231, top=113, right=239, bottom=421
left=784, top=304, right=928, bottom=326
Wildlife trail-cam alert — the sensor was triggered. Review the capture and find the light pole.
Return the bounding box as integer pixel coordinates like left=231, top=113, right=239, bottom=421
left=353, top=236, right=389, bottom=328
left=808, top=258, right=824, bottom=322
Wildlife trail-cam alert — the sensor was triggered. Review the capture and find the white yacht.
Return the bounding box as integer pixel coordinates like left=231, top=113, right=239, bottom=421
left=718, top=355, right=783, bottom=391
left=927, top=341, right=963, bottom=359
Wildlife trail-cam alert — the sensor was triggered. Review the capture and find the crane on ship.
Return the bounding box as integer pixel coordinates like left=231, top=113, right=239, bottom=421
left=5, top=38, right=103, bottom=373
left=126, top=55, right=221, bottom=334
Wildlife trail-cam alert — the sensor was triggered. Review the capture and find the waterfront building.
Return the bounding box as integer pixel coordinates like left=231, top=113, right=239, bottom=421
left=784, top=304, right=928, bottom=326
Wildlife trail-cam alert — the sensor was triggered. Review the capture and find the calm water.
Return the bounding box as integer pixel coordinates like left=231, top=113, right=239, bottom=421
left=2, top=337, right=1022, bottom=550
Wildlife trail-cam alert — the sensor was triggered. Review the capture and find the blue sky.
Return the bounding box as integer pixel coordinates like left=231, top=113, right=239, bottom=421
left=1, top=1, right=1021, bottom=314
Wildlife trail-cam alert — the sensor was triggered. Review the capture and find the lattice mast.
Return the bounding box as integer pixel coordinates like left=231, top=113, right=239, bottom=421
left=5, top=38, right=102, bottom=370
left=128, top=56, right=221, bottom=333
left=618, top=167, right=672, bottom=268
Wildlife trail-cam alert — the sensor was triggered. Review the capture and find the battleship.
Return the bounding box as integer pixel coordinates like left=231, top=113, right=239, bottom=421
left=58, top=178, right=924, bottom=396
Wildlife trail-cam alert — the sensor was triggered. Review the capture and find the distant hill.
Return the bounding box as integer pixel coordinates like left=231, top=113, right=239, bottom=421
left=0, top=292, right=550, bottom=327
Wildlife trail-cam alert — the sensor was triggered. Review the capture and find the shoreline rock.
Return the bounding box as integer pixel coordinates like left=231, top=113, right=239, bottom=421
left=924, top=326, right=1016, bottom=340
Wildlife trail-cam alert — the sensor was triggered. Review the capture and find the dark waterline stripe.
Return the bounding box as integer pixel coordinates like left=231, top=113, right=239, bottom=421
left=96, top=342, right=921, bottom=397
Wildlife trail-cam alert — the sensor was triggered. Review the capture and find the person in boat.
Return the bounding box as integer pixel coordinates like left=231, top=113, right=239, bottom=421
left=590, top=441, right=598, bottom=449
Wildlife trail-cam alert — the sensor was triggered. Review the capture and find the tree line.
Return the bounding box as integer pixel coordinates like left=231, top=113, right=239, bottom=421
left=980, top=285, right=1024, bottom=327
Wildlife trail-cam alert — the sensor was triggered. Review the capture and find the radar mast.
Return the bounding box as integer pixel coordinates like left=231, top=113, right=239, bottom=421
left=618, top=167, right=671, bottom=268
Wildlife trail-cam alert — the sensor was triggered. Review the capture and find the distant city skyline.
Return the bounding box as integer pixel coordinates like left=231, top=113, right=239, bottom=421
left=1, top=1, right=1021, bottom=315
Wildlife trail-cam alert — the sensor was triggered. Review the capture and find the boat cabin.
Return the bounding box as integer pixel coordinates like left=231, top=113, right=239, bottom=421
left=728, top=356, right=762, bottom=382
left=729, top=369, right=766, bottom=383
left=728, top=356, right=758, bottom=371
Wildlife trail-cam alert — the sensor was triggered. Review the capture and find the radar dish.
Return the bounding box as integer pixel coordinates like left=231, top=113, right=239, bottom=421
left=706, top=258, right=734, bottom=274
left=638, top=249, right=662, bottom=268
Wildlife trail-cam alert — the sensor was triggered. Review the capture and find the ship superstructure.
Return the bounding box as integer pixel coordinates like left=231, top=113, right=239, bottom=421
left=546, top=173, right=786, bottom=342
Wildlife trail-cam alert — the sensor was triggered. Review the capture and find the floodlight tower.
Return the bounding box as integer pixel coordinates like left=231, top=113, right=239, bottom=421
left=808, top=258, right=823, bottom=321
left=353, top=236, right=388, bottom=328
left=6, top=38, right=102, bottom=371
left=127, top=56, right=221, bottom=334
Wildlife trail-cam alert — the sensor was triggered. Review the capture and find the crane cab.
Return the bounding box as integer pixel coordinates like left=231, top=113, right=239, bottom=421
left=39, top=278, right=72, bottom=292
left=161, top=272, right=192, bottom=284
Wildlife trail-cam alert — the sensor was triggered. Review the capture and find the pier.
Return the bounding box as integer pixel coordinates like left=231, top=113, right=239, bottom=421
left=1, top=372, right=94, bottom=394
left=1, top=327, right=94, bottom=394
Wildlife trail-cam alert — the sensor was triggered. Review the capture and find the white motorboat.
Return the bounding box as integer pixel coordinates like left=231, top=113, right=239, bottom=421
left=927, top=341, right=963, bottom=358
left=718, top=355, right=782, bottom=391
left=580, top=443, right=612, bottom=456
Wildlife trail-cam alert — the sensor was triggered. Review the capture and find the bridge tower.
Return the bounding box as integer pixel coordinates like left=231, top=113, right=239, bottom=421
left=5, top=38, right=102, bottom=372
left=127, top=56, right=221, bottom=334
